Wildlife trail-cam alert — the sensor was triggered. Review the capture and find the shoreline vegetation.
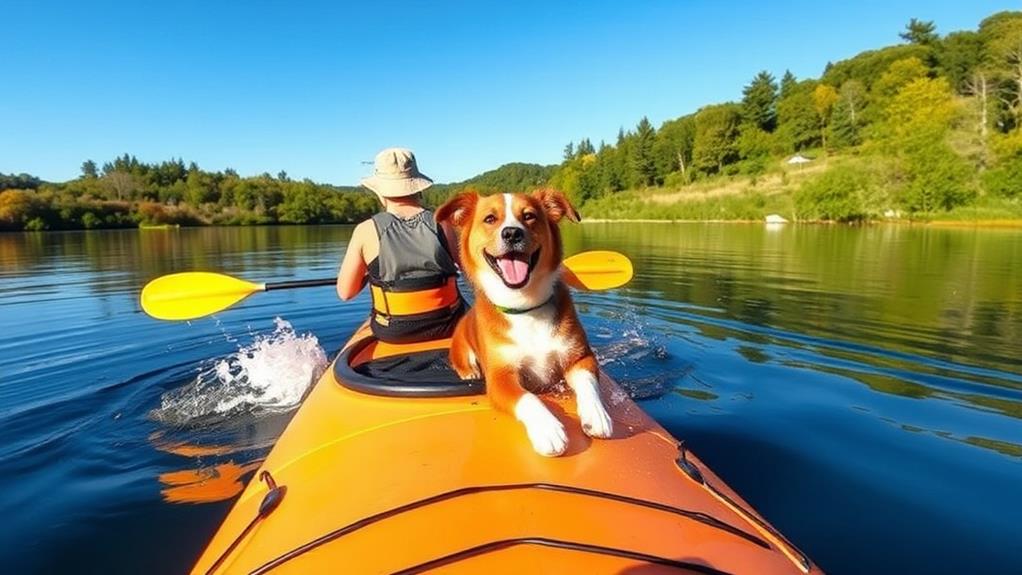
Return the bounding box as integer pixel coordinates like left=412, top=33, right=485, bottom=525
left=580, top=218, right=1022, bottom=227
left=3, top=12, right=1022, bottom=232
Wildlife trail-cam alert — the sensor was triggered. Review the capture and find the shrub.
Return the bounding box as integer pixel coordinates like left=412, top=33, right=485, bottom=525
left=898, top=143, right=974, bottom=212
left=983, top=157, right=1022, bottom=199
left=137, top=202, right=170, bottom=224
left=24, top=217, right=48, bottom=231
left=794, top=165, right=870, bottom=221
left=981, top=135, right=1021, bottom=200
left=662, top=171, right=690, bottom=189
left=81, top=212, right=101, bottom=229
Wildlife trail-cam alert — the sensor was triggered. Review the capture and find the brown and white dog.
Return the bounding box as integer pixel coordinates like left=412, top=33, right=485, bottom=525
left=436, top=189, right=613, bottom=456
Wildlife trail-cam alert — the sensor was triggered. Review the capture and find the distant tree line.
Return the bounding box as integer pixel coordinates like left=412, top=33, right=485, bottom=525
left=0, top=155, right=558, bottom=231
left=0, top=155, right=379, bottom=231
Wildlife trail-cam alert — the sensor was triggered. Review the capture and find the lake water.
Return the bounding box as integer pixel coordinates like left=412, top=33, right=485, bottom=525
left=1, top=223, right=1020, bottom=574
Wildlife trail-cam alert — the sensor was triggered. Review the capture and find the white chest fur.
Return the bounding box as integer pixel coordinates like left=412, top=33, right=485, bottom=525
left=498, top=306, right=570, bottom=380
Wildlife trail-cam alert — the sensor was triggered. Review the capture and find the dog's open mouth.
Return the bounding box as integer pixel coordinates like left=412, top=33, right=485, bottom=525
left=484, top=249, right=541, bottom=289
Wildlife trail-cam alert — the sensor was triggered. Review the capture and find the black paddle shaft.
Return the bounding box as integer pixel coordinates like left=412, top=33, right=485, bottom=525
left=264, top=278, right=336, bottom=291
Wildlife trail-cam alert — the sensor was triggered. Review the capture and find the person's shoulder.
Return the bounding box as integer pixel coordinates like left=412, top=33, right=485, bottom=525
left=351, top=218, right=378, bottom=242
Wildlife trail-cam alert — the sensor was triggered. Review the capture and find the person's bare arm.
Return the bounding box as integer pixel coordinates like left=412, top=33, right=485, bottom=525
left=336, top=221, right=372, bottom=301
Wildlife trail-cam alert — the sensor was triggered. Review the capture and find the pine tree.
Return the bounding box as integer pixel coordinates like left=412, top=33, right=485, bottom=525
left=742, top=71, right=779, bottom=132
left=630, top=117, right=657, bottom=187
left=577, top=138, right=595, bottom=156
left=780, top=70, right=797, bottom=99
left=598, top=145, right=623, bottom=193
left=605, top=128, right=629, bottom=192
left=563, top=142, right=575, bottom=161
left=900, top=18, right=938, bottom=46
left=80, top=160, right=98, bottom=179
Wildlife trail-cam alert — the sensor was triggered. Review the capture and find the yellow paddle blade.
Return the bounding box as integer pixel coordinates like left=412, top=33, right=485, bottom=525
left=140, top=272, right=265, bottom=320
left=562, top=250, right=633, bottom=291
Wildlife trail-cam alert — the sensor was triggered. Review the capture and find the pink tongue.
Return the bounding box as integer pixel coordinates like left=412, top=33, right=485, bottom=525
left=497, top=257, right=529, bottom=285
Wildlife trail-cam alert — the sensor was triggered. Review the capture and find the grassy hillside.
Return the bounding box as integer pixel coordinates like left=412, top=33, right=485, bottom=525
left=580, top=153, right=1022, bottom=223
left=552, top=12, right=1022, bottom=223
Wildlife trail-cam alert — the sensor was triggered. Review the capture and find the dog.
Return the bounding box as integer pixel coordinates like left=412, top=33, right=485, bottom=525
left=435, top=189, right=613, bottom=456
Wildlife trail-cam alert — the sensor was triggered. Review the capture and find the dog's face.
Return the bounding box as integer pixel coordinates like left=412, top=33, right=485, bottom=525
left=436, top=189, right=580, bottom=309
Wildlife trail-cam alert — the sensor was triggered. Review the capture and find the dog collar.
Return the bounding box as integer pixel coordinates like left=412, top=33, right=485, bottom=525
left=495, top=293, right=556, bottom=315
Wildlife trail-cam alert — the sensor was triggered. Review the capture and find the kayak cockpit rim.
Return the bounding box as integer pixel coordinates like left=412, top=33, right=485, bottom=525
left=334, top=335, right=484, bottom=398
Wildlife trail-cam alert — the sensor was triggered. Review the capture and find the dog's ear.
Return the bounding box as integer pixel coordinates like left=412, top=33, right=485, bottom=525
left=532, top=188, right=581, bottom=223
left=435, top=191, right=479, bottom=228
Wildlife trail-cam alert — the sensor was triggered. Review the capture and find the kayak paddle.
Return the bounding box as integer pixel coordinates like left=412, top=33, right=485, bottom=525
left=140, top=250, right=633, bottom=321
left=561, top=250, right=634, bottom=291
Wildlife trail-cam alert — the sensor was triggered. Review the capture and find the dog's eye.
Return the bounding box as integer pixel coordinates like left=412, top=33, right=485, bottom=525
left=483, top=214, right=497, bottom=224
left=522, top=212, right=537, bottom=222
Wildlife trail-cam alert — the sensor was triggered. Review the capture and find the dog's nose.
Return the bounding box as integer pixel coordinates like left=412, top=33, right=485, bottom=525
left=501, top=227, right=524, bottom=243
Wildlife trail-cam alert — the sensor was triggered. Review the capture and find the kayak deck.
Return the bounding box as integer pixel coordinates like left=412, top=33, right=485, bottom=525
left=191, top=324, right=818, bottom=574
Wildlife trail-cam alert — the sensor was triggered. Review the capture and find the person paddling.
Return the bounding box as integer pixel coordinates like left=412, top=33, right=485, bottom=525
left=336, top=148, right=464, bottom=343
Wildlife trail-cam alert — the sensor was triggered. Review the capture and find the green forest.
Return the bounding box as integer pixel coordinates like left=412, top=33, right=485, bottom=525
left=555, top=12, right=1022, bottom=222
left=3, top=12, right=1022, bottom=230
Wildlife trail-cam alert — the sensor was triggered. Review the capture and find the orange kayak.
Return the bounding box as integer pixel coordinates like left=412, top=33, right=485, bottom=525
left=191, top=323, right=820, bottom=574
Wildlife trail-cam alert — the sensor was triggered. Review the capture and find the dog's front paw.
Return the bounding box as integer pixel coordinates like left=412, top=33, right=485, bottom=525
left=515, top=393, right=568, bottom=456
left=453, top=364, right=481, bottom=380
left=579, top=396, right=613, bottom=438
left=570, top=370, right=614, bottom=439
left=526, top=414, right=568, bottom=457
left=452, top=350, right=482, bottom=380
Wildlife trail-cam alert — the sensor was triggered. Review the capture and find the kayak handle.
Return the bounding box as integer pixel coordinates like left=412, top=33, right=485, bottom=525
left=675, top=441, right=705, bottom=484
left=204, top=471, right=287, bottom=575
left=258, top=470, right=287, bottom=517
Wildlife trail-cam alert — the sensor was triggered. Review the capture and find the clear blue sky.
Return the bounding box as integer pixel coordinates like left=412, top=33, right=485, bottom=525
left=3, top=1, right=1015, bottom=185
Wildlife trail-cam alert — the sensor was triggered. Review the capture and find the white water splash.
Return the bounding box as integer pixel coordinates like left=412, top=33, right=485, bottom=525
left=590, top=311, right=690, bottom=401
left=594, top=323, right=669, bottom=367
left=153, top=318, right=327, bottom=424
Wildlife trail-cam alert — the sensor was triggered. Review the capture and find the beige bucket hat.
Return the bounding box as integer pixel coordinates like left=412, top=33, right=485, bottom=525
left=360, top=147, right=434, bottom=198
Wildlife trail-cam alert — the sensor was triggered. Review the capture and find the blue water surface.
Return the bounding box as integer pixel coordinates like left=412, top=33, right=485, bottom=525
left=1, top=224, right=1020, bottom=574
